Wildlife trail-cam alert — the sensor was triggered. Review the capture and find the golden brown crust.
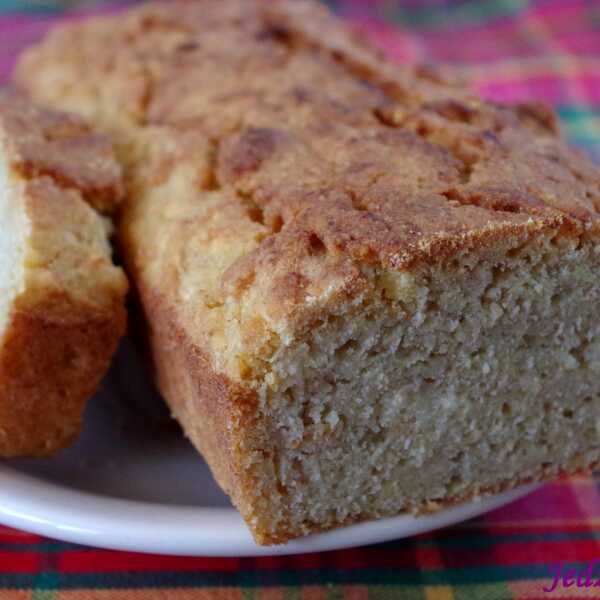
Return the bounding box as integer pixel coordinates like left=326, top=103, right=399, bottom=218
left=138, top=283, right=259, bottom=519
left=0, top=294, right=126, bottom=457
left=0, top=94, right=128, bottom=457
left=14, top=0, right=600, bottom=337
left=0, top=91, right=123, bottom=214
left=14, top=0, right=600, bottom=537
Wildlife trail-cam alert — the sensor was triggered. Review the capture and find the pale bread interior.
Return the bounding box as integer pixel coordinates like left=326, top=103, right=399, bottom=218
left=244, top=233, right=600, bottom=539
left=0, top=139, right=128, bottom=457
left=0, top=149, right=27, bottom=339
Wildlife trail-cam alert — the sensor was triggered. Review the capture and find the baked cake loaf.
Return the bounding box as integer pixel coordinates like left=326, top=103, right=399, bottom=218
left=15, top=0, right=600, bottom=542
left=0, top=93, right=127, bottom=457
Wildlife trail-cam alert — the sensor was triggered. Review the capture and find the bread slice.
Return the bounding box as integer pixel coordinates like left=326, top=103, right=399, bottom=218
left=15, top=0, right=600, bottom=542
left=0, top=93, right=127, bottom=457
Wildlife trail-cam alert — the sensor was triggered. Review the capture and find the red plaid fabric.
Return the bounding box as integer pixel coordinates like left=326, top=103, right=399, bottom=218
left=1, top=478, right=600, bottom=597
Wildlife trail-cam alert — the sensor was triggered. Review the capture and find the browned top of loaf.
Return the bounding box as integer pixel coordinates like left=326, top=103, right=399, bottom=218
left=15, top=0, right=600, bottom=335
left=0, top=92, right=123, bottom=213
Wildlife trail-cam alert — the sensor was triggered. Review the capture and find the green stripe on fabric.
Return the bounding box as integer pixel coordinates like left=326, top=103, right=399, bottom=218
left=326, top=584, right=344, bottom=600
left=377, top=529, right=600, bottom=550
left=368, top=585, right=425, bottom=599
left=283, top=587, right=300, bottom=600
left=3, top=529, right=600, bottom=555
left=241, top=589, right=256, bottom=600
left=0, top=542, right=74, bottom=553
left=0, top=1, right=63, bottom=13
left=453, top=582, right=513, bottom=600
left=0, top=562, right=577, bottom=588
left=381, top=0, right=527, bottom=29
left=32, top=590, right=57, bottom=600
left=558, top=106, right=600, bottom=121
left=32, top=573, right=59, bottom=594
left=558, top=105, right=600, bottom=143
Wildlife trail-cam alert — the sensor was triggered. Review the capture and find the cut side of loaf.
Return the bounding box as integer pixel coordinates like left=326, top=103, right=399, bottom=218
left=0, top=93, right=128, bottom=457
left=15, top=0, right=600, bottom=542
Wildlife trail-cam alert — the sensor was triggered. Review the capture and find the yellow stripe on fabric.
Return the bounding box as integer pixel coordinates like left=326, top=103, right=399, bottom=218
left=425, top=586, right=454, bottom=600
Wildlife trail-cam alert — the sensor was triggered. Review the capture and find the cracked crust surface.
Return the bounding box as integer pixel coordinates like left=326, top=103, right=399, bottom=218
left=0, top=93, right=128, bottom=456
left=14, top=0, right=600, bottom=539
left=15, top=0, right=600, bottom=344
left=0, top=92, right=123, bottom=215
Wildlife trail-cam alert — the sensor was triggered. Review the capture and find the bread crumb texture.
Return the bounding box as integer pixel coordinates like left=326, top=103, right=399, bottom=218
left=15, top=0, right=600, bottom=541
left=0, top=92, right=127, bottom=457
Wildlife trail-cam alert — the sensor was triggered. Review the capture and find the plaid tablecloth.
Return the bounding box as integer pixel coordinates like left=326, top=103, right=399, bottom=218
left=1, top=1, right=600, bottom=598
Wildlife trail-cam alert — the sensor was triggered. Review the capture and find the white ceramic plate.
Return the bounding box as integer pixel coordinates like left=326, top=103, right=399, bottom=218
left=0, top=338, right=539, bottom=557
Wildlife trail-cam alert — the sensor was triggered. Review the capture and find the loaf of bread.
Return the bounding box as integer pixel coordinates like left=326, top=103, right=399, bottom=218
left=16, top=0, right=600, bottom=543
left=0, top=93, right=127, bottom=457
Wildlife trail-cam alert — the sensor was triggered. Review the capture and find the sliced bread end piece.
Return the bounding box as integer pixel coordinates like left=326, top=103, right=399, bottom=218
left=0, top=94, right=127, bottom=457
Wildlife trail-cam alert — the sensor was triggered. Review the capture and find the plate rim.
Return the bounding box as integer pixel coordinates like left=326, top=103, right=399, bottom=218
left=0, top=464, right=540, bottom=556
